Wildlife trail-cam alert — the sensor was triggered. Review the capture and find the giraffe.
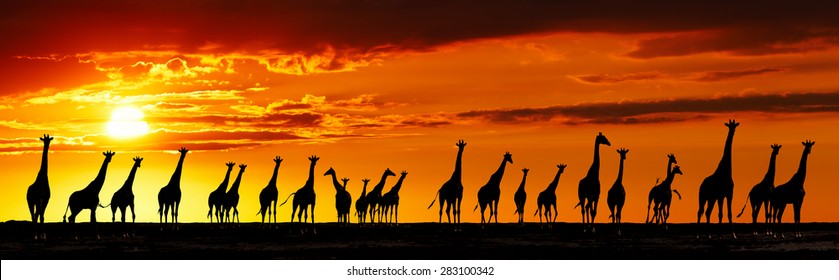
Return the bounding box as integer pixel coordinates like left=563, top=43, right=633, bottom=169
left=62, top=151, right=116, bottom=239
left=158, top=147, right=188, bottom=229
left=323, top=167, right=351, bottom=224
left=208, top=162, right=235, bottom=224
left=696, top=119, right=739, bottom=238
left=102, top=156, right=143, bottom=237
left=223, top=164, right=247, bottom=224
left=474, top=152, right=513, bottom=226
left=258, top=156, right=283, bottom=226
left=646, top=166, right=683, bottom=228
left=381, top=170, right=408, bottom=225
left=607, top=148, right=629, bottom=235
left=577, top=132, right=611, bottom=233
left=427, top=139, right=467, bottom=229
left=770, top=140, right=814, bottom=238
left=513, top=168, right=529, bottom=226
left=280, top=155, right=320, bottom=229
left=534, top=164, right=568, bottom=228
left=365, top=168, right=396, bottom=224
left=339, top=178, right=352, bottom=225
left=355, top=178, right=370, bottom=224
left=26, top=134, right=53, bottom=240
left=737, top=144, right=782, bottom=236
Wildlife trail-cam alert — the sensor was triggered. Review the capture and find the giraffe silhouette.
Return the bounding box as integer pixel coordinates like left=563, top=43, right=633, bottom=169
left=158, top=147, right=188, bottom=229
left=381, top=170, right=408, bottom=225
left=737, top=144, right=782, bottom=236
left=607, top=148, right=629, bottom=235
left=645, top=166, right=683, bottom=228
left=223, top=164, right=247, bottom=224
left=474, top=152, right=513, bottom=226
left=355, top=178, right=370, bottom=224
left=257, top=156, right=283, bottom=226
left=771, top=140, right=814, bottom=238
left=208, top=162, right=235, bottom=224
left=26, top=134, right=53, bottom=240
left=697, top=120, right=739, bottom=238
left=62, top=151, right=116, bottom=239
left=576, top=132, right=611, bottom=233
left=101, top=156, right=143, bottom=237
left=535, top=164, right=568, bottom=228
left=513, top=168, right=529, bottom=226
left=280, top=155, right=320, bottom=230
left=427, top=140, right=467, bottom=229
left=323, top=167, right=351, bottom=224
left=365, top=168, right=396, bottom=224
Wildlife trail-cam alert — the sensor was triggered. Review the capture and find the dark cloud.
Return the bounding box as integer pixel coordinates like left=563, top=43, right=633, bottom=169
left=570, top=68, right=785, bottom=84
left=457, top=92, right=839, bottom=124
left=569, top=72, right=662, bottom=84
left=690, top=68, right=785, bottom=82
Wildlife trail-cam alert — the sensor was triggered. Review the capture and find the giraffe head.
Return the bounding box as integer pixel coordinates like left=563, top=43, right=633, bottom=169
left=361, top=178, right=371, bottom=186
left=522, top=168, right=529, bottom=175
left=725, top=119, right=740, bottom=131
left=557, top=164, right=567, bottom=173
left=802, top=140, right=815, bottom=154
left=132, top=156, right=143, bottom=167
left=340, top=177, right=350, bottom=187
left=238, top=164, right=247, bottom=171
left=102, top=150, right=116, bottom=162
left=178, top=147, right=189, bottom=155
left=273, top=156, right=283, bottom=164
left=770, top=143, right=782, bottom=155
left=225, top=161, right=236, bottom=168
left=672, top=165, right=683, bottom=176
left=617, top=148, right=629, bottom=159
left=308, top=155, right=320, bottom=163
left=503, top=152, right=513, bottom=164
left=39, top=134, right=54, bottom=146
left=667, top=153, right=677, bottom=165
left=400, top=170, right=408, bottom=177
left=384, top=168, right=396, bottom=177
left=596, top=132, right=611, bottom=146
left=455, top=139, right=467, bottom=149
left=324, top=167, right=336, bottom=177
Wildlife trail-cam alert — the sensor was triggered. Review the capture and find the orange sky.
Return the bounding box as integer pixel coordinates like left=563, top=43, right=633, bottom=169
left=2, top=1, right=839, bottom=224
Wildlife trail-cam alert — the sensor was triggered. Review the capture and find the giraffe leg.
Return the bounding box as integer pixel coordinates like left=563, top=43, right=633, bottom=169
left=793, top=202, right=802, bottom=238
left=91, top=208, right=100, bottom=240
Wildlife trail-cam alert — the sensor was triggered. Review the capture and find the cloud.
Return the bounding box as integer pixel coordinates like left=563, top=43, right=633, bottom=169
left=569, top=68, right=785, bottom=84
left=457, top=92, right=839, bottom=124
left=689, top=68, right=785, bottom=82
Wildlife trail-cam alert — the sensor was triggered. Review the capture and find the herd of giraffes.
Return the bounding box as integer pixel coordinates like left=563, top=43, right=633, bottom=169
left=23, top=119, right=815, bottom=240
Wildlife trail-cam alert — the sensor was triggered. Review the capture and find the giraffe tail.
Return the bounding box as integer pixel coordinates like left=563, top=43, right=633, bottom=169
left=278, top=192, right=296, bottom=207
left=673, top=189, right=682, bottom=200
left=98, top=203, right=111, bottom=208
left=426, top=190, right=440, bottom=210
left=736, top=196, right=749, bottom=218
left=62, top=203, right=70, bottom=223
left=573, top=201, right=582, bottom=209
left=473, top=202, right=479, bottom=212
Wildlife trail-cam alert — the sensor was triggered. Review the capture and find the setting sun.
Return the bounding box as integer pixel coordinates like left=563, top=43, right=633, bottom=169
left=106, top=106, right=149, bottom=138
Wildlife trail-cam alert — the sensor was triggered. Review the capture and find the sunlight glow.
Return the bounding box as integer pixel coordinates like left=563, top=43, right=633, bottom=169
left=107, top=106, right=149, bottom=138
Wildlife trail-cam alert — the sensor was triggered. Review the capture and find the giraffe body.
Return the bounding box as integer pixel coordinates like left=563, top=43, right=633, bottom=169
left=475, top=152, right=513, bottom=226
left=737, top=144, right=781, bottom=235
left=26, top=134, right=53, bottom=240
left=577, top=132, right=611, bottom=233
left=258, top=156, right=283, bottom=225
left=513, top=168, right=529, bottom=225
left=607, top=148, right=629, bottom=235
left=770, top=141, right=814, bottom=238
left=208, top=162, right=235, bottom=224
left=105, top=156, right=143, bottom=237
left=428, top=140, right=466, bottom=229
left=158, top=147, right=189, bottom=229
left=63, top=151, right=116, bottom=239
left=223, top=164, right=247, bottom=224
left=381, top=171, right=408, bottom=225
left=696, top=120, right=739, bottom=238
left=535, top=164, right=567, bottom=228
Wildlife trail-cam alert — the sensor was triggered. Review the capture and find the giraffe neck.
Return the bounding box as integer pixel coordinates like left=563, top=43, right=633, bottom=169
left=167, top=153, right=187, bottom=187
left=452, top=148, right=464, bottom=180
left=373, top=172, right=389, bottom=193
left=667, top=160, right=673, bottom=175
left=547, top=170, right=562, bottom=192
left=121, top=163, right=140, bottom=192
left=792, top=150, right=809, bottom=185
left=616, top=158, right=625, bottom=184
left=391, top=174, right=407, bottom=194
left=89, top=159, right=111, bottom=192
left=586, top=141, right=601, bottom=178
left=304, top=160, right=316, bottom=190
left=360, top=182, right=368, bottom=197
left=330, top=173, right=342, bottom=192
left=216, top=167, right=234, bottom=192
left=490, top=159, right=508, bottom=186
left=37, top=142, right=50, bottom=182
left=267, top=162, right=281, bottom=189
left=662, top=169, right=677, bottom=188
left=716, top=128, right=736, bottom=175
left=229, top=169, right=244, bottom=193
left=760, top=152, right=778, bottom=185
left=516, top=173, right=527, bottom=193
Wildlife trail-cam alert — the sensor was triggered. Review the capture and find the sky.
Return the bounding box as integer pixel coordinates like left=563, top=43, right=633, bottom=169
left=2, top=0, right=839, bottom=224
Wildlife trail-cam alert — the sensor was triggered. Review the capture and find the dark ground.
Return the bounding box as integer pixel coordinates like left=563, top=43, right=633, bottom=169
left=1, top=221, right=837, bottom=259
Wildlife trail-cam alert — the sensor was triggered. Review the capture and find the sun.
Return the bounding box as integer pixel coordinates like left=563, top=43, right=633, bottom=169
left=107, top=106, right=150, bottom=138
